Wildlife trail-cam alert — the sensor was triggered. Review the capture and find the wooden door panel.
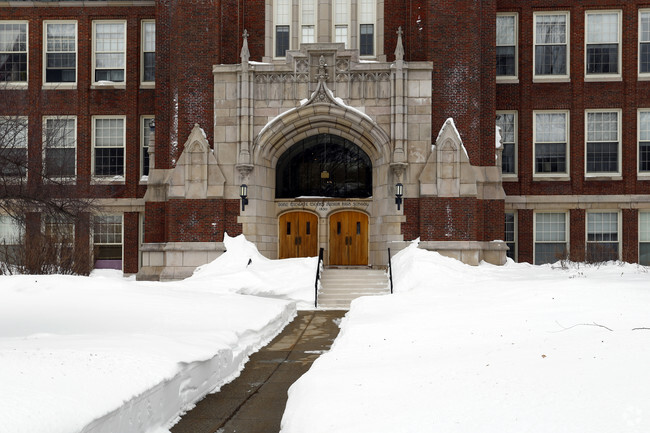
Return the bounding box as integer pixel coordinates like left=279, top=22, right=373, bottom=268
left=349, top=213, right=368, bottom=265
left=299, top=212, right=319, bottom=257
left=329, top=212, right=346, bottom=265
left=279, top=212, right=299, bottom=259
left=329, top=211, right=368, bottom=266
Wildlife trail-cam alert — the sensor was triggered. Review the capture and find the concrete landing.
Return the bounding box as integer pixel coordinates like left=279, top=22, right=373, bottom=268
left=170, top=310, right=346, bottom=433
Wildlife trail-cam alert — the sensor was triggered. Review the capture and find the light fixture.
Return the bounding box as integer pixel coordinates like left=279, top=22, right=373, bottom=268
left=240, top=184, right=248, bottom=211
left=395, top=183, right=403, bottom=210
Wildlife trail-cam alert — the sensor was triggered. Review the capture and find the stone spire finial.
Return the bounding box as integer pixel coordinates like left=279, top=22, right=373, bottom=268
left=240, top=29, right=250, bottom=65
left=394, top=26, right=404, bottom=62
left=316, top=55, right=329, bottom=82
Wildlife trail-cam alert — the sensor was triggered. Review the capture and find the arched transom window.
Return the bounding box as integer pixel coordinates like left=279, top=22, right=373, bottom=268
left=276, top=134, right=372, bottom=198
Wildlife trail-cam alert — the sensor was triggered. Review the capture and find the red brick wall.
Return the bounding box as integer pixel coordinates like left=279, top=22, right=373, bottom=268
left=569, top=209, right=586, bottom=262
left=401, top=198, right=421, bottom=241
left=165, top=199, right=241, bottom=243
left=622, top=208, right=639, bottom=263
left=144, top=202, right=166, bottom=244
left=428, top=0, right=496, bottom=167
left=497, top=0, right=650, bottom=197
left=123, top=212, right=140, bottom=273
left=517, top=209, right=534, bottom=263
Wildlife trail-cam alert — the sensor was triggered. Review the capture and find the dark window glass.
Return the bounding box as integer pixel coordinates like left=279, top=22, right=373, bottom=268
left=534, top=243, right=567, bottom=265
left=276, top=134, right=372, bottom=198
left=505, top=213, right=515, bottom=261
left=306, top=221, right=310, bottom=235
left=95, top=69, right=124, bottom=82
left=502, top=142, right=515, bottom=174
left=95, top=148, right=124, bottom=176
left=496, top=46, right=515, bottom=76
left=286, top=222, right=291, bottom=235
left=642, top=44, right=650, bottom=74
left=535, top=142, right=566, bottom=173
left=143, top=52, right=155, bottom=82
left=640, top=142, right=650, bottom=172
left=586, top=141, right=618, bottom=173
left=276, top=25, right=289, bottom=57
left=360, top=24, right=374, bottom=56
left=45, top=148, right=75, bottom=177
left=586, top=44, right=618, bottom=74
left=535, top=46, right=566, bottom=75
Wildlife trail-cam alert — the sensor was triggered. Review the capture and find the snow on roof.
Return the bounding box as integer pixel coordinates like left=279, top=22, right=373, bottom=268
left=436, top=117, right=469, bottom=160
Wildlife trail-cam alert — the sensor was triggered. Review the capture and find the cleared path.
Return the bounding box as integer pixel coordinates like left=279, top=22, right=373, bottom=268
left=170, top=310, right=345, bottom=433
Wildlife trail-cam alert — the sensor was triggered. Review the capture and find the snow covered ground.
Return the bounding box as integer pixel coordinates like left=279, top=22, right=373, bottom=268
left=0, top=234, right=315, bottom=433
left=281, top=241, right=650, bottom=433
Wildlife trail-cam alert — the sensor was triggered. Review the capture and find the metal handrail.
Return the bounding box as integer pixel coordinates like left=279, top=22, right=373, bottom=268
left=314, top=248, right=324, bottom=308
left=387, top=248, right=394, bottom=294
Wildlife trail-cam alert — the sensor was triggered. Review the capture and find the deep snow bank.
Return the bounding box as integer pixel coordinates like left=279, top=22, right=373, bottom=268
left=187, top=233, right=317, bottom=308
left=0, top=274, right=295, bottom=433
left=281, top=241, right=650, bottom=433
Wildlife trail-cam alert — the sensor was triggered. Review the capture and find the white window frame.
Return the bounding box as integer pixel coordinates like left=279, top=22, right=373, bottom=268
left=505, top=211, right=517, bottom=262
left=586, top=211, right=621, bottom=262
left=333, top=0, right=351, bottom=48
left=91, top=20, right=126, bottom=88
left=533, top=211, right=569, bottom=265
left=93, top=214, right=124, bottom=269
left=273, top=0, right=292, bottom=58
left=496, top=12, right=518, bottom=82
left=140, top=20, right=155, bottom=88
left=42, top=116, right=77, bottom=180
left=0, top=21, right=28, bottom=87
left=638, top=109, right=650, bottom=178
left=640, top=10, right=650, bottom=79
left=299, top=0, right=317, bottom=45
left=640, top=211, right=650, bottom=266
left=43, top=20, right=77, bottom=88
left=584, top=109, right=621, bottom=179
left=497, top=110, right=517, bottom=179
left=584, top=10, right=622, bottom=81
left=141, top=115, right=154, bottom=180
left=533, top=110, right=570, bottom=180
left=533, top=11, right=569, bottom=82
left=358, top=0, right=376, bottom=58
left=92, top=115, right=126, bottom=182
left=0, top=115, right=28, bottom=178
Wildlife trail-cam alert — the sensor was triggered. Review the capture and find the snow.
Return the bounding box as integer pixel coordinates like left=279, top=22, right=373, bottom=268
left=281, top=241, right=650, bottom=433
left=0, top=234, right=315, bottom=433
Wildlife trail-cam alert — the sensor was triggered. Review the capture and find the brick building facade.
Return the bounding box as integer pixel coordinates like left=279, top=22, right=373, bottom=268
left=1, top=1, right=648, bottom=279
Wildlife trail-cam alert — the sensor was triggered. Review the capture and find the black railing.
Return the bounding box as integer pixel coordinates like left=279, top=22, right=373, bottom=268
left=314, top=248, right=324, bottom=308
left=387, top=248, right=394, bottom=294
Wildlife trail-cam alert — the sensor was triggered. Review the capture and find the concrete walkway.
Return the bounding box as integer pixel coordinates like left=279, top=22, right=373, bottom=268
left=170, top=310, right=346, bottom=433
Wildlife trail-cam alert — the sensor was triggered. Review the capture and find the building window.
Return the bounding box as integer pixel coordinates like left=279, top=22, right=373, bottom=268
left=43, top=117, right=76, bottom=178
left=585, top=11, right=621, bottom=77
left=534, top=12, right=568, bottom=78
left=534, top=212, right=568, bottom=265
left=496, top=14, right=517, bottom=78
left=534, top=112, right=568, bottom=175
left=0, top=21, right=28, bottom=83
left=93, top=117, right=125, bottom=177
left=301, top=0, right=316, bottom=44
left=359, top=0, right=375, bottom=56
left=141, top=116, right=153, bottom=178
left=0, top=215, right=22, bottom=267
left=334, top=0, right=349, bottom=47
left=585, top=110, right=620, bottom=175
left=505, top=212, right=516, bottom=261
left=93, top=21, right=126, bottom=83
left=44, top=215, right=74, bottom=244
left=93, top=214, right=123, bottom=270
left=639, top=110, right=650, bottom=173
left=275, top=0, right=290, bottom=57
left=0, top=116, right=27, bottom=177
left=141, top=20, right=155, bottom=84
left=44, top=21, right=76, bottom=84
left=640, top=212, right=650, bottom=266
left=496, top=111, right=516, bottom=175
left=586, top=212, right=619, bottom=262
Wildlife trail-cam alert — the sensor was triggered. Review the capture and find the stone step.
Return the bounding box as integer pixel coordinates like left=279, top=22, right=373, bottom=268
left=316, top=267, right=391, bottom=309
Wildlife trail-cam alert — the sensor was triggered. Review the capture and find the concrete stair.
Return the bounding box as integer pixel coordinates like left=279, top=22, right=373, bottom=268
left=317, top=268, right=391, bottom=309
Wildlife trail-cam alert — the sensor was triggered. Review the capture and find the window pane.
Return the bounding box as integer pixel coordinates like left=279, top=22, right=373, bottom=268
left=535, top=243, right=567, bottom=265
left=536, top=14, right=566, bottom=44
left=496, top=15, right=515, bottom=46
left=535, top=45, right=566, bottom=75
left=536, top=213, right=566, bottom=242
left=587, top=13, right=618, bottom=44
left=641, top=43, right=650, bottom=74
left=496, top=46, right=515, bottom=76
left=586, top=44, right=618, bottom=74
left=360, top=24, right=374, bottom=56
left=142, top=117, right=153, bottom=177
left=276, top=25, right=289, bottom=57
left=536, top=113, right=566, bottom=142
left=0, top=23, right=28, bottom=82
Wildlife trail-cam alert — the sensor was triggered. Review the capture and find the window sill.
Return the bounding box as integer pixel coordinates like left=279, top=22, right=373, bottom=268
left=496, top=77, right=519, bottom=84
left=639, top=74, right=650, bottom=81
left=42, top=83, right=77, bottom=90
left=637, top=173, right=650, bottom=180
left=139, top=175, right=149, bottom=184
left=91, top=176, right=125, bottom=185
left=139, top=82, right=155, bottom=90
left=533, top=76, right=570, bottom=83
left=533, top=175, right=570, bottom=182
left=44, top=177, right=77, bottom=184
left=502, top=175, right=518, bottom=182
left=91, top=82, right=126, bottom=90
left=585, top=174, right=622, bottom=181
left=584, top=75, right=622, bottom=82
left=1, top=82, right=28, bottom=90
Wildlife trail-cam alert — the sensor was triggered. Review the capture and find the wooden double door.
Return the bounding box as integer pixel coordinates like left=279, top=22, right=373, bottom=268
left=329, top=211, right=368, bottom=266
left=279, top=211, right=319, bottom=259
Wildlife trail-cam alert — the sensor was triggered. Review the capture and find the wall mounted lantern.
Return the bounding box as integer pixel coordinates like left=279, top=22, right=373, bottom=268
left=240, top=184, right=248, bottom=211
left=395, top=183, right=403, bottom=210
